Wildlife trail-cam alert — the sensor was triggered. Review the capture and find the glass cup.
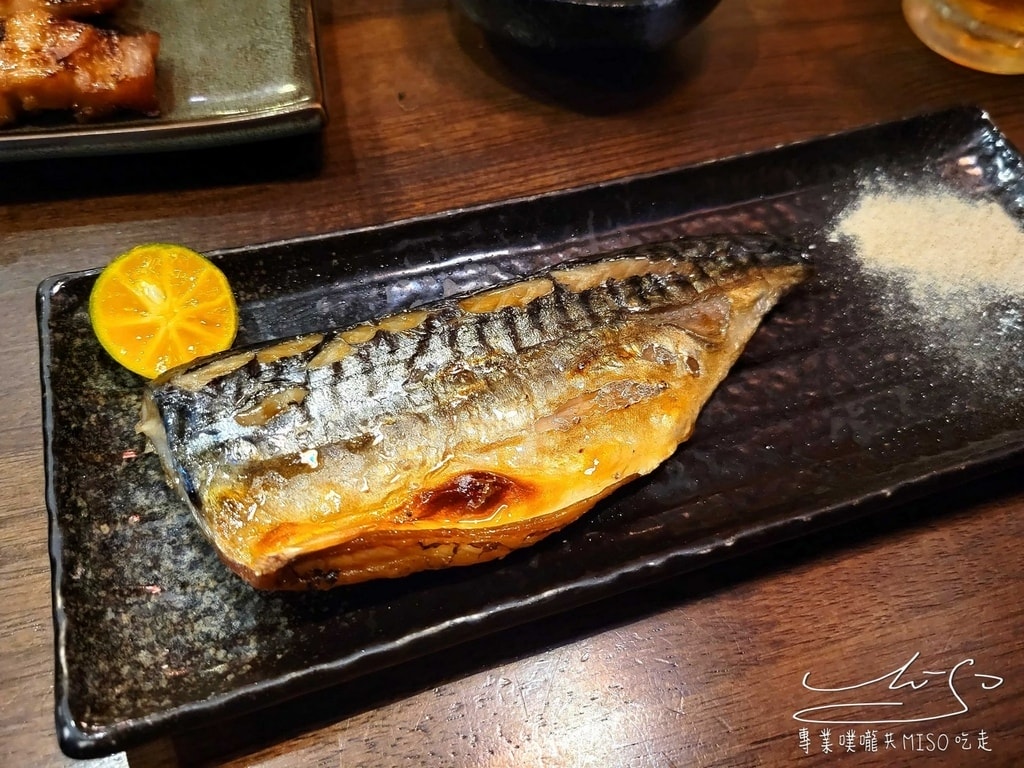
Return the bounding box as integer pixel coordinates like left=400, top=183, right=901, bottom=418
left=903, top=0, right=1024, bottom=74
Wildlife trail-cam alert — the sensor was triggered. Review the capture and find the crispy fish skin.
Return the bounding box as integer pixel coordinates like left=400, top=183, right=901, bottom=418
left=139, top=235, right=809, bottom=590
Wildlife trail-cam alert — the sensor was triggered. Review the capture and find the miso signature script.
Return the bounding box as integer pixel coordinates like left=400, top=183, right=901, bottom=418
left=792, top=652, right=1004, bottom=725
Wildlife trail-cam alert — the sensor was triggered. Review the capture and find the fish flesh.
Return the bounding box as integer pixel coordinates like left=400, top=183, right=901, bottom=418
left=0, top=7, right=158, bottom=127
left=138, top=234, right=809, bottom=590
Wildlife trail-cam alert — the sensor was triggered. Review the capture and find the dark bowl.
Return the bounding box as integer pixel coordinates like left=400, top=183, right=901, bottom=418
left=452, top=0, right=724, bottom=52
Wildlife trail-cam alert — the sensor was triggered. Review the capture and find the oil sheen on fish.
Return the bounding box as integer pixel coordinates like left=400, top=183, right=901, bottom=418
left=138, top=234, right=809, bottom=590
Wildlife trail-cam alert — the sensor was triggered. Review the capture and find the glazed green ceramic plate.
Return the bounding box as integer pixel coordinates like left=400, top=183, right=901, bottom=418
left=0, top=0, right=325, bottom=161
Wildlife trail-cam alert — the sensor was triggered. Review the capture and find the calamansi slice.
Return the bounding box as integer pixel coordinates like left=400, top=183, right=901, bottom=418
left=89, top=243, right=238, bottom=379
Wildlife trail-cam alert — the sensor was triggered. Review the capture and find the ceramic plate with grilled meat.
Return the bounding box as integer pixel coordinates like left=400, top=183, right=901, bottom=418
left=0, top=0, right=324, bottom=160
left=139, top=234, right=809, bottom=590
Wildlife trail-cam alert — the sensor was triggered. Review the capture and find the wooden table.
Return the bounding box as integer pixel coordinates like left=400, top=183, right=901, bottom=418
left=3, top=1, right=1023, bottom=765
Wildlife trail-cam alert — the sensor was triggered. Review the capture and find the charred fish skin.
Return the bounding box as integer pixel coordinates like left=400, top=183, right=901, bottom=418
left=139, top=234, right=809, bottom=590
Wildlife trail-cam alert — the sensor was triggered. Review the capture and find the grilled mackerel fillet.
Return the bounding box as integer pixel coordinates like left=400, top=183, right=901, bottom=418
left=139, top=234, right=809, bottom=590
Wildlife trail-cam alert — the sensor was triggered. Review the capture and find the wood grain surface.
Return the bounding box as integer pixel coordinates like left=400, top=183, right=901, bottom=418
left=2, top=1, right=1023, bottom=766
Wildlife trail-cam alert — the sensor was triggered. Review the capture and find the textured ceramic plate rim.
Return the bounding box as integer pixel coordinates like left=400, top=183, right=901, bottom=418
left=38, top=107, right=1024, bottom=758
left=0, top=0, right=325, bottom=162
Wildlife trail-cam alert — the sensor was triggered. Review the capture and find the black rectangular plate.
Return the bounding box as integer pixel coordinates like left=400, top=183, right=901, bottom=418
left=38, top=106, right=1024, bottom=758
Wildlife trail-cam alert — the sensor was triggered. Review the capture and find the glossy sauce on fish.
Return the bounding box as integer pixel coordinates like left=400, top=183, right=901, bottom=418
left=139, top=235, right=809, bottom=590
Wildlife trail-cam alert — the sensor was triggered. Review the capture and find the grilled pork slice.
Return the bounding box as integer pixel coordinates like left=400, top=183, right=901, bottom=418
left=139, top=235, right=810, bottom=590
left=0, top=0, right=126, bottom=18
left=0, top=9, right=158, bottom=126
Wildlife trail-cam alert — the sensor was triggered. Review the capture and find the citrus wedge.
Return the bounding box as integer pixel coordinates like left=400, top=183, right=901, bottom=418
left=89, top=243, right=238, bottom=379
